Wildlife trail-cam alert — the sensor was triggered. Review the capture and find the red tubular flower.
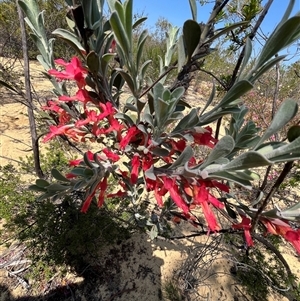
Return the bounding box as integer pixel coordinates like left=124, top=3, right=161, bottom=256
left=43, top=125, right=86, bottom=142
left=107, top=190, right=127, bottom=198
left=97, top=117, right=124, bottom=137
left=75, top=109, right=101, bottom=128
left=58, top=111, right=72, bottom=125
left=207, top=194, right=225, bottom=209
left=43, top=124, right=72, bottom=142
left=81, top=178, right=102, bottom=213
left=154, top=187, right=164, bottom=207
left=109, top=39, right=117, bottom=53
left=81, top=176, right=108, bottom=213
left=152, top=177, right=168, bottom=207
left=42, top=101, right=71, bottom=124
left=200, top=201, right=220, bottom=232
left=185, top=181, right=224, bottom=231
left=69, top=150, right=94, bottom=166
left=49, top=57, right=87, bottom=88
left=41, top=100, right=62, bottom=113
left=81, top=193, right=94, bottom=213
left=188, top=156, right=197, bottom=166
left=192, top=126, right=217, bottom=148
left=145, top=178, right=156, bottom=191
left=165, top=139, right=187, bottom=163
left=192, top=183, right=222, bottom=231
left=142, top=153, right=153, bottom=171
left=119, top=126, right=140, bottom=149
left=285, top=230, right=300, bottom=254
left=59, top=89, right=92, bottom=108
left=65, top=173, right=77, bottom=179
left=97, top=177, right=108, bottom=207
left=98, top=102, right=115, bottom=120
left=232, top=216, right=254, bottom=247
left=131, top=154, right=140, bottom=184
left=262, top=218, right=300, bottom=254
left=211, top=180, right=229, bottom=193
left=102, top=148, right=120, bottom=162
left=108, top=117, right=124, bottom=133
left=69, top=159, right=81, bottom=167
left=164, top=177, right=189, bottom=213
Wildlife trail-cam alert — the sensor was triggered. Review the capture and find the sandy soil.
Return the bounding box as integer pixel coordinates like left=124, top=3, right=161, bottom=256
left=0, top=58, right=300, bottom=301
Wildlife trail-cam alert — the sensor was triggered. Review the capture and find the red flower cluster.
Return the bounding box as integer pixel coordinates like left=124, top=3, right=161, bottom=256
left=42, top=56, right=300, bottom=253
left=231, top=215, right=300, bottom=253
left=262, top=218, right=300, bottom=254
left=44, top=56, right=227, bottom=231
left=48, top=57, right=88, bottom=89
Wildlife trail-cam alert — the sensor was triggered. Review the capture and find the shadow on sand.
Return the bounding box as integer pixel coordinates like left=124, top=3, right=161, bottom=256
left=0, top=232, right=166, bottom=301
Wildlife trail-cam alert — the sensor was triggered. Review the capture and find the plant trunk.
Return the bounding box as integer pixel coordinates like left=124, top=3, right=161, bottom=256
left=16, top=1, right=44, bottom=179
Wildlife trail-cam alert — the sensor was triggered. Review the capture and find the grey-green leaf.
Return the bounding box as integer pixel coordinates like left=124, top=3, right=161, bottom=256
left=116, top=69, right=135, bottom=94
left=254, top=99, right=298, bottom=149
left=46, top=183, right=70, bottom=191
left=170, top=146, right=194, bottom=169
left=87, top=51, right=100, bottom=73
left=200, top=136, right=235, bottom=169
left=208, top=170, right=252, bottom=188
left=177, top=35, right=187, bottom=72
left=257, top=16, right=300, bottom=66
left=188, top=0, right=197, bottom=20
left=172, top=108, right=199, bottom=133
left=222, top=151, right=272, bottom=171
left=218, top=80, right=253, bottom=108
left=51, top=169, right=70, bottom=182
left=52, top=28, right=85, bottom=55
left=183, top=20, right=201, bottom=61
left=28, top=184, right=47, bottom=192
left=36, top=179, right=50, bottom=188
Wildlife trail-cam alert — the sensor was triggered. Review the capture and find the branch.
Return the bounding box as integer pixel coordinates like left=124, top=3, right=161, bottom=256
left=17, top=0, right=44, bottom=179
left=198, top=67, right=227, bottom=89
left=229, top=0, right=274, bottom=88
left=251, top=161, right=294, bottom=233
left=139, top=65, right=176, bottom=98
left=164, top=228, right=243, bottom=240
left=200, top=0, right=231, bottom=44
left=256, top=165, right=272, bottom=200
left=294, top=69, right=300, bottom=78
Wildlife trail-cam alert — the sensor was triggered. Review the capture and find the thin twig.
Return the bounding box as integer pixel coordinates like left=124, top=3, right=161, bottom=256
left=166, top=228, right=243, bottom=240
left=139, top=65, right=176, bottom=98
left=257, top=165, right=272, bottom=199
left=198, top=68, right=226, bottom=88
left=230, top=0, right=274, bottom=88
left=251, top=161, right=294, bottom=233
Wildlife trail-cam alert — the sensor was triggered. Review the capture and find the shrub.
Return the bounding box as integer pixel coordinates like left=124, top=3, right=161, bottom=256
left=20, top=0, right=300, bottom=259
left=3, top=0, right=300, bottom=298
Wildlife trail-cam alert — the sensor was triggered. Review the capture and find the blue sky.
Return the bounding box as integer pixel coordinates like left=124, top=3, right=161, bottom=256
left=130, top=0, right=300, bottom=62
left=133, top=0, right=300, bottom=32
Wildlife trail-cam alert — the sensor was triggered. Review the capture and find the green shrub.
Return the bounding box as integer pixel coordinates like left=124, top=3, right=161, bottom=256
left=0, top=0, right=74, bottom=59
left=229, top=234, right=299, bottom=301
left=0, top=164, right=35, bottom=238
left=19, top=141, right=71, bottom=179
left=163, top=278, right=183, bottom=301
left=0, top=143, right=131, bottom=286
